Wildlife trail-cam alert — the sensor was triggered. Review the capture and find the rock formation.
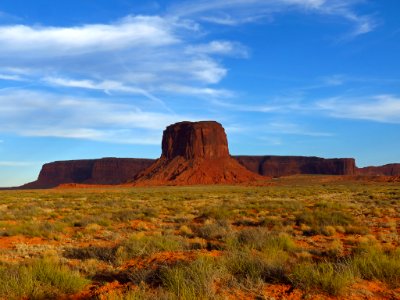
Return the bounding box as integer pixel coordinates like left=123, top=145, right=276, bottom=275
left=357, top=164, right=400, bottom=176
left=21, top=158, right=155, bottom=189
left=16, top=120, right=400, bottom=189
left=134, top=121, right=262, bottom=185
left=235, top=156, right=356, bottom=177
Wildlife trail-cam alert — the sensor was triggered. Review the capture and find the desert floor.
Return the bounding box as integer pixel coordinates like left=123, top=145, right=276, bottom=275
left=0, top=175, right=399, bottom=299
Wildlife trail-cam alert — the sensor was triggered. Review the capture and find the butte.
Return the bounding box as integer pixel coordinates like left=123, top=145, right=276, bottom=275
left=134, top=121, right=262, bottom=185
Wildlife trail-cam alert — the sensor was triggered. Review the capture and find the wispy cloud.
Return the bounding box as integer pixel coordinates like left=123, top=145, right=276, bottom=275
left=0, top=161, right=34, bottom=167
left=185, top=40, right=249, bottom=58
left=317, top=95, right=400, bottom=123
left=0, top=15, right=240, bottom=98
left=210, top=98, right=299, bottom=113
left=0, top=73, right=23, bottom=81
left=268, top=122, right=333, bottom=137
left=0, top=90, right=200, bottom=144
left=0, top=16, right=178, bottom=55
left=43, top=76, right=171, bottom=110
left=169, top=0, right=376, bottom=37
left=161, top=84, right=234, bottom=98
left=0, top=10, right=22, bottom=23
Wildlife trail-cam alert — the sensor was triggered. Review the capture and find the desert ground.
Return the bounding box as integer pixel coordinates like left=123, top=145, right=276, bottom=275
left=0, top=176, right=399, bottom=299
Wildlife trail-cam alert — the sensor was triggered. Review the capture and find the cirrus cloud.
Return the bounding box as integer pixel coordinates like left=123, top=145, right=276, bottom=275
left=0, top=89, right=200, bottom=144
left=317, top=95, right=400, bottom=124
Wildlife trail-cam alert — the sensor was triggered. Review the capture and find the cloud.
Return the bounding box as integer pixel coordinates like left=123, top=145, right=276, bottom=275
left=317, top=95, right=400, bottom=123
left=170, top=0, right=376, bottom=37
left=210, top=98, right=294, bottom=113
left=268, top=122, right=333, bottom=137
left=185, top=40, right=249, bottom=57
left=0, top=15, right=240, bottom=98
left=0, top=90, right=199, bottom=144
left=0, top=16, right=178, bottom=56
left=0, top=161, right=34, bottom=167
left=160, top=84, right=234, bottom=98
left=43, top=76, right=171, bottom=110
left=0, top=73, right=23, bottom=81
left=0, top=10, right=22, bottom=23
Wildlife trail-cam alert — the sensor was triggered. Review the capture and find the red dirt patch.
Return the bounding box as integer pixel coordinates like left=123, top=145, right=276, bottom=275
left=121, top=250, right=222, bottom=271
left=0, top=236, right=46, bottom=249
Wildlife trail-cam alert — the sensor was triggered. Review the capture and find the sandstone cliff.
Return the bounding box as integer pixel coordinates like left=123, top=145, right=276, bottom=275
left=234, top=156, right=356, bottom=177
left=21, top=158, right=155, bottom=189
left=357, top=164, right=400, bottom=176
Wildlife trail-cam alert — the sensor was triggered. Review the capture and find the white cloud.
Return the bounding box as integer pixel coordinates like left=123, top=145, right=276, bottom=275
left=0, top=90, right=200, bottom=144
left=0, top=16, right=178, bottom=56
left=0, top=73, right=23, bottom=81
left=185, top=40, right=249, bottom=57
left=170, top=0, right=376, bottom=37
left=161, top=84, right=234, bottom=98
left=0, top=15, right=238, bottom=97
left=317, top=95, right=400, bottom=123
left=43, top=76, right=170, bottom=110
left=0, top=161, right=34, bottom=167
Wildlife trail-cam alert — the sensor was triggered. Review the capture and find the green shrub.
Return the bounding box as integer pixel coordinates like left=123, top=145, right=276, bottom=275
left=224, top=249, right=289, bottom=284
left=290, top=261, right=354, bottom=296
left=0, top=257, right=89, bottom=299
left=196, top=223, right=230, bottom=240
left=351, top=244, right=400, bottom=287
left=296, top=209, right=353, bottom=235
left=160, top=256, right=222, bottom=300
left=122, top=234, right=187, bottom=258
left=297, top=209, right=352, bottom=226
left=64, top=234, right=186, bottom=265
left=231, top=228, right=296, bottom=252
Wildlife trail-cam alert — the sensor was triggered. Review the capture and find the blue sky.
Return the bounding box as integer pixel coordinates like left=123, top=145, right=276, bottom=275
left=0, top=0, right=399, bottom=186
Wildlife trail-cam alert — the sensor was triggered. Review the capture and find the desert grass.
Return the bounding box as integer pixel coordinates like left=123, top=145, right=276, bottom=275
left=0, top=177, right=399, bottom=298
left=0, top=256, right=88, bottom=299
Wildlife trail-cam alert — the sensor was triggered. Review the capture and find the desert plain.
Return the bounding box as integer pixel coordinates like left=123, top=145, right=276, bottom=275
left=1, top=176, right=399, bottom=299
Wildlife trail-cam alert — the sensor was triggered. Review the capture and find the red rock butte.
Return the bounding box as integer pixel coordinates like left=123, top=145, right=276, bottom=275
left=162, top=121, right=229, bottom=160
left=134, top=121, right=262, bottom=185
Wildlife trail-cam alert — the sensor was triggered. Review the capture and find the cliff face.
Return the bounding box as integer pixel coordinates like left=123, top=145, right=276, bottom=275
left=162, top=121, right=229, bottom=159
left=89, top=158, right=156, bottom=184
left=135, top=121, right=262, bottom=185
left=234, top=156, right=356, bottom=177
left=21, top=158, right=155, bottom=189
left=357, top=164, right=400, bottom=176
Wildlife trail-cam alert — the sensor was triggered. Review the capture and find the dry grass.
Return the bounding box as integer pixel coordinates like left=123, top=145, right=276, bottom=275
left=0, top=176, right=399, bottom=298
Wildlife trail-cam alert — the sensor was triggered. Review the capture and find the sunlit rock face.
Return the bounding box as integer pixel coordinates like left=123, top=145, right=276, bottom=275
left=21, top=158, right=155, bottom=188
left=235, top=156, right=356, bottom=177
left=134, top=121, right=262, bottom=185
left=161, top=121, right=230, bottom=160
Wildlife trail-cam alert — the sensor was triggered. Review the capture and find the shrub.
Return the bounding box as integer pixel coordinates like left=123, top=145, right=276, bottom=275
left=232, top=228, right=296, bottom=252
left=290, top=261, right=354, bottom=296
left=160, top=256, right=222, bottom=300
left=296, top=209, right=353, bottom=235
left=0, top=257, right=89, bottom=299
left=351, top=244, right=400, bottom=287
left=196, top=223, right=230, bottom=240
left=224, top=249, right=289, bottom=284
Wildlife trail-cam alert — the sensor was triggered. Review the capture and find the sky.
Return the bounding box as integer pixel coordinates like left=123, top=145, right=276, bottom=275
left=0, top=0, right=399, bottom=187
